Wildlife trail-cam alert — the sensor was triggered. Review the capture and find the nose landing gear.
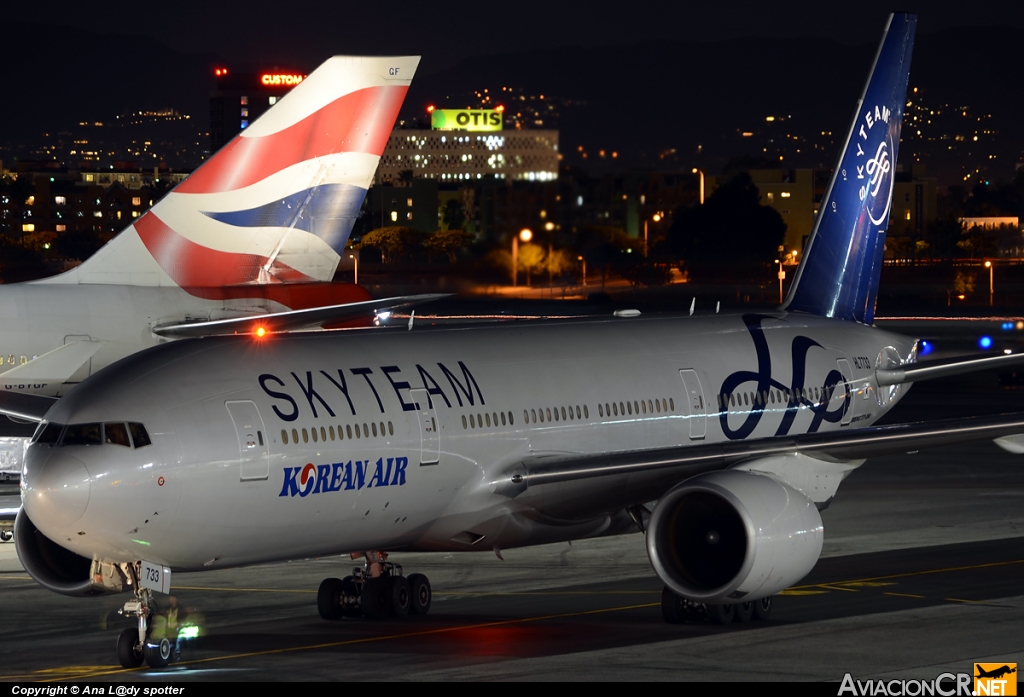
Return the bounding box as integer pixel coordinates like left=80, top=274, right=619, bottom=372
left=317, top=551, right=432, bottom=621
left=115, top=563, right=180, bottom=669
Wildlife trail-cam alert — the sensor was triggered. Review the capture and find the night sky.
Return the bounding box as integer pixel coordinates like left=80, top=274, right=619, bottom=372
left=8, top=1, right=1024, bottom=74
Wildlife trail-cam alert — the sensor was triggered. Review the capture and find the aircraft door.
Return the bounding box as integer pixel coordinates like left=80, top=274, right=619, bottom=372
left=836, top=359, right=854, bottom=426
left=678, top=369, right=707, bottom=440
left=409, top=388, right=440, bottom=465
left=226, top=400, right=270, bottom=481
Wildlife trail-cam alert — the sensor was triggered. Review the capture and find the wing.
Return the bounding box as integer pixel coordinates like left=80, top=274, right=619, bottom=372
left=494, top=412, right=1024, bottom=516
left=151, top=293, right=450, bottom=338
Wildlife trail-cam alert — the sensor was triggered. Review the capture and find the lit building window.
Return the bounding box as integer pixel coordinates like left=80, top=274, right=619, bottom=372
left=240, top=120, right=249, bottom=129
left=132, top=197, right=141, bottom=206
left=390, top=211, right=398, bottom=222
left=407, top=212, right=412, bottom=220
left=26, top=196, right=34, bottom=205
left=132, top=211, right=139, bottom=218
left=905, top=209, right=911, bottom=220
left=407, top=198, right=413, bottom=207
left=767, top=192, right=774, bottom=203
left=780, top=191, right=791, bottom=198
left=56, top=224, right=66, bottom=232
left=54, top=196, right=66, bottom=205
left=240, top=96, right=248, bottom=105
left=22, top=224, right=34, bottom=232
left=93, top=211, right=102, bottom=218
left=240, top=108, right=248, bottom=117
left=269, top=96, right=277, bottom=105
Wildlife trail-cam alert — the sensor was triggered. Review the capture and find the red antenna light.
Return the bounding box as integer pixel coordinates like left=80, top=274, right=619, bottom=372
left=426, top=105, right=436, bottom=113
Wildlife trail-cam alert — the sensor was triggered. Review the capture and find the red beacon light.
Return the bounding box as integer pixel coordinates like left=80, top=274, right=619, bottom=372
left=254, top=326, right=267, bottom=338
left=214, top=68, right=229, bottom=77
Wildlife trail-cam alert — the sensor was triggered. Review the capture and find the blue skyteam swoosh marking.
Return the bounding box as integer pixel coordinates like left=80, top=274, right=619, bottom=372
left=201, top=183, right=368, bottom=253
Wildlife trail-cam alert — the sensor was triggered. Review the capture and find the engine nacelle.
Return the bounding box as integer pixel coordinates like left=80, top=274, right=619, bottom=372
left=14, top=507, right=98, bottom=596
left=646, top=470, right=823, bottom=603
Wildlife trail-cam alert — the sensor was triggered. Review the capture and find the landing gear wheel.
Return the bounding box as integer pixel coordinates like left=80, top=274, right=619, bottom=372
left=389, top=576, right=411, bottom=617
left=116, top=628, right=143, bottom=668
left=408, top=573, right=431, bottom=615
left=341, top=576, right=361, bottom=618
left=317, top=577, right=344, bottom=621
left=360, top=577, right=390, bottom=620
left=661, top=586, right=686, bottom=624
left=734, top=601, right=754, bottom=623
left=753, top=595, right=773, bottom=621
left=708, top=603, right=735, bottom=625
left=0, top=530, right=12, bottom=542
left=144, top=637, right=172, bottom=668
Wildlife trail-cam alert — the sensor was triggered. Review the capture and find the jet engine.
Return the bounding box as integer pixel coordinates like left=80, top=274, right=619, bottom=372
left=646, top=470, right=823, bottom=603
left=14, top=508, right=97, bottom=596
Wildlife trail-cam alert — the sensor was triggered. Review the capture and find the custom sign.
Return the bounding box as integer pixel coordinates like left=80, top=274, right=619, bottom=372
left=431, top=109, right=502, bottom=131
left=260, top=73, right=305, bottom=87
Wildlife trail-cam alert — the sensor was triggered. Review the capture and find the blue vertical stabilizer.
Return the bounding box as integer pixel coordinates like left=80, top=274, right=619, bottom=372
left=781, top=13, right=916, bottom=324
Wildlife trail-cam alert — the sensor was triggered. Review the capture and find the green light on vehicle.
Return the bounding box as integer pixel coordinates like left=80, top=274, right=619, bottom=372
left=178, top=625, right=199, bottom=639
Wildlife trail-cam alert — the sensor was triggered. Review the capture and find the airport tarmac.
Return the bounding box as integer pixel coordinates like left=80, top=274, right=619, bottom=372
left=0, top=352, right=1022, bottom=681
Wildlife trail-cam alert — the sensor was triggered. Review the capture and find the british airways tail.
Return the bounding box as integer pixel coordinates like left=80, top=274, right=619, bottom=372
left=41, top=56, right=419, bottom=288
left=781, top=14, right=915, bottom=324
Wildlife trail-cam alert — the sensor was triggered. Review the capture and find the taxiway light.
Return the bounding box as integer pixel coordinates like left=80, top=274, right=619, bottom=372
left=979, top=336, right=993, bottom=350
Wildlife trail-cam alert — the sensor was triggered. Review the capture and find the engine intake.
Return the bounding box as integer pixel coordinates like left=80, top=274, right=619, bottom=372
left=647, top=470, right=823, bottom=603
left=14, top=507, right=98, bottom=596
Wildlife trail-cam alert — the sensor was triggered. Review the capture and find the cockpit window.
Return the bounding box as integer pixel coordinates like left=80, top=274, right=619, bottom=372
left=62, top=423, right=102, bottom=445
left=129, top=423, right=152, bottom=448
left=104, top=422, right=131, bottom=447
left=35, top=422, right=64, bottom=445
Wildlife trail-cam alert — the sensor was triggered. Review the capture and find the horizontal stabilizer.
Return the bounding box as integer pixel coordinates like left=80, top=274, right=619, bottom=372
left=0, top=390, right=57, bottom=423
left=876, top=352, right=1024, bottom=386
left=0, top=341, right=103, bottom=386
left=151, top=293, right=450, bottom=338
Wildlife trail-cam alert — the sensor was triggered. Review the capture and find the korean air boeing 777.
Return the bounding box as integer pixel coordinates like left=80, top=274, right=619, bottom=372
left=0, top=55, right=431, bottom=414
left=10, top=14, right=1024, bottom=670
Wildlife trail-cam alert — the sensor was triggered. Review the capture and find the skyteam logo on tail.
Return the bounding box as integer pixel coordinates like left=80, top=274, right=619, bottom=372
left=855, top=104, right=894, bottom=227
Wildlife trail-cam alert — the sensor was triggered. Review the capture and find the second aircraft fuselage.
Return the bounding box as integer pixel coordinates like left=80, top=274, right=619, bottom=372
left=22, top=312, right=918, bottom=572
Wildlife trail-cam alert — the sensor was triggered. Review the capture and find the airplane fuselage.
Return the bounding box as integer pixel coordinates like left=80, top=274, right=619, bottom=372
left=23, top=312, right=917, bottom=572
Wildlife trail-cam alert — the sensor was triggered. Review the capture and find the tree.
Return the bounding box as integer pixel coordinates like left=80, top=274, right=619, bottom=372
left=574, top=225, right=632, bottom=287
left=424, top=229, right=472, bottom=263
left=925, top=217, right=965, bottom=260
left=666, top=172, right=786, bottom=280
left=357, top=226, right=428, bottom=263
left=442, top=199, right=466, bottom=230
left=53, top=229, right=104, bottom=262
left=517, top=243, right=545, bottom=286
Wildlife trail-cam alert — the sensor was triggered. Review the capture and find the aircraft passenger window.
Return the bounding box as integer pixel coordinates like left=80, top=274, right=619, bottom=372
left=546, top=408, right=552, bottom=421
left=567, top=406, right=573, bottom=421
left=641, top=401, right=647, bottom=415
left=388, top=422, right=394, bottom=436
left=462, top=415, right=468, bottom=429
left=320, top=427, right=326, bottom=442
left=281, top=429, right=289, bottom=445
left=509, top=412, right=515, bottom=425
left=478, top=413, right=484, bottom=427
left=662, top=398, right=668, bottom=412
left=634, top=401, right=640, bottom=414
left=492, top=412, right=497, bottom=426
left=370, top=422, right=376, bottom=437
left=531, top=409, right=536, bottom=423
left=561, top=407, right=567, bottom=421
left=258, top=431, right=264, bottom=447
left=329, top=426, right=335, bottom=441
left=470, top=414, right=476, bottom=428
left=104, top=422, right=131, bottom=447
left=363, top=423, right=369, bottom=437
left=62, top=423, right=101, bottom=446
left=347, top=425, right=353, bottom=439
left=338, top=425, right=344, bottom=440
left=524, top=410, right=529, bottom=423
left=36, top=422, right=64, bottom=445
left=292, top=428, right=299, bottom=444
left=670, top=398, right=675, bottom=411
left=312, top=428, right=318, bottom=443
left=583, top=405, right=589, bottom=418
left=599, top=404, right=604, bottom=417
left=485, top=413, right=491, bottom=427
left=577, top=406, right=582, bottom=419
left=620, top=402, right=626, bottom=415
left=554, top=408, right=559, bottom=422
left=301, top=428, right=308, bottom=443
left=742, top=393, right=748, bottom=406
left=626, top=402, right=631, bottom=415
left=501, top=412, right=507, bottom=426
left=128, top=423, right=152, bottom=448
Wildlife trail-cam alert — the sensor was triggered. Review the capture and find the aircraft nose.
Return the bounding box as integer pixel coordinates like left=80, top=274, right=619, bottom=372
left=22, top=448, right=91, bottom=528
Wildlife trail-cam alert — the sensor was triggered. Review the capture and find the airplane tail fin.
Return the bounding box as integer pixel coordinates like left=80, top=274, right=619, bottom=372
left=44, top=56, right=419, bottom=288
left=780, top=14, right=915, bottom=324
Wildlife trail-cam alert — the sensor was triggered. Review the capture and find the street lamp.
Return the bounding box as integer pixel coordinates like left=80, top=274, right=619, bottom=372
left=349, top=253, right=358, bottom=286
left=578, top=255, right=586, bottom=287
left=985, top=260, right=993, bottom=305
left=644, top=213, right=662, bottom=257
left=512, top=228, right=532, bottom=287
left=692, top=168, right=705, bottom=204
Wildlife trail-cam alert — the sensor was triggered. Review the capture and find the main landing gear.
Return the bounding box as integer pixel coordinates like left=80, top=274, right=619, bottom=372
left=317, top=551, right=432, bottom=621
left=660, top=586, right=774, bottom=626
left=115, top=563, right=179, bottom=669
